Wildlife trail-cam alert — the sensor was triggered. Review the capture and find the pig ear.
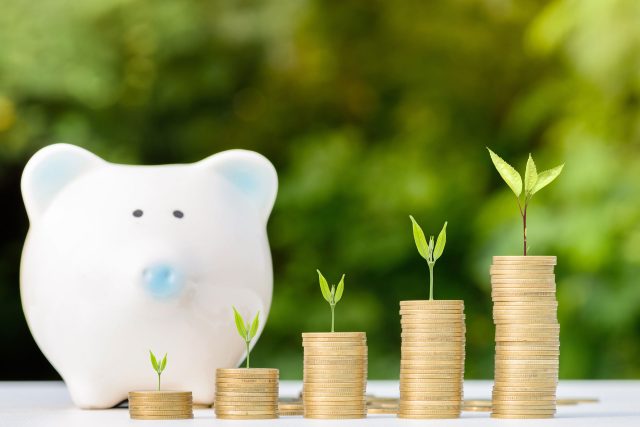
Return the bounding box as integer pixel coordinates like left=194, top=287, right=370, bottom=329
left=198, top=149, right=278, bottom=221
left=21, top=144, right=105, bottom=222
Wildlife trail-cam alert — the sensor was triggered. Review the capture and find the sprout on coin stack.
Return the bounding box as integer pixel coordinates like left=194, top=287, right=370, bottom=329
left=397, top=217, right=465, bottom=419
left=127, top=351, right=194, bottom=420
left=301, top=271, right=368, bottom=419
left=214, top=307, right=279, bottom=420
left=487, top=149, right=563, bottom=419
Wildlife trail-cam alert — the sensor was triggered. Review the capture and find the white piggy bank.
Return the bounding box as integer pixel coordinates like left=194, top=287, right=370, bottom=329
left=20, top=143, right=278, bottom=409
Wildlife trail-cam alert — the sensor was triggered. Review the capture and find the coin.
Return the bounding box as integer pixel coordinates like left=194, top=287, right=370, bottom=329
left=130, top=414, right=194, bottom=420
left=302, top=332, right=366, bottom=338
left=367, top=407, right=397, bottom=414
left=129, top=404, right=193, bottom=410
left=128, top=391, right=191, bottom=400
left=217, top=414, right=278, bottom=420
left=493, top=255, right=556, bottom=263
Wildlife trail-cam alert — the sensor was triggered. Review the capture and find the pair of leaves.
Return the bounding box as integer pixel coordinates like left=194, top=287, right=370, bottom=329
left=149, top=350, right=167, bottom=374
left=232, top=306, right=260, bottom=343
left=487, top=148, right=564, bottom=200
left=410, top=215, right=447, bottom=265
left=317, top=270, right=344, bottom=305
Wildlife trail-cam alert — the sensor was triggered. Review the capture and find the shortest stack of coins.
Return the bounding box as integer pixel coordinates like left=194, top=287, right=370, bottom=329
left=302, top=332, right=367, bottom=419
left=491, top=255, right=559, bottom=419
left=128, top=391, right=193, bottom=420
left=215, top=368, right=279, bottom=420
left=399, top=300, right=466, bottom=419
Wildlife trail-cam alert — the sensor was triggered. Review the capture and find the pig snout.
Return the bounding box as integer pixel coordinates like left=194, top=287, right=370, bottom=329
left=142, top=263, right=184, bottom=299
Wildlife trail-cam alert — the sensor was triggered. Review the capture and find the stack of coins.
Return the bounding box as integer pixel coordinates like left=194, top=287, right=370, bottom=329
left=128, top=391, right=193, bottom=420
left=215, top=368, right=279, bottom=419
left=491, top=255, right=559, bottom=419
left=302, top=332, right=367, bottom=419
left=398, top=300, right=466, bottom=419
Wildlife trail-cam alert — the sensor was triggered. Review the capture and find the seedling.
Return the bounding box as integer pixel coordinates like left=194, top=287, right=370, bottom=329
left=487, top=148, right=564, bottom=255
left=149, top=350, right=167, bottom=391
left=232, top=306, right=260, bottom=368
left=409, top=216, right=447, bottom=300
left=317, top=270, right=345, bottom=332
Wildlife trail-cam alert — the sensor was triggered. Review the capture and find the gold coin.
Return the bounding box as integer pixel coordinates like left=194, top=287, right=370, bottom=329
left=491, top=272, right=555, bottom=278
left=398, top=411, right=461, bottom=416
left=400, top=299, right=464, bottom=306
left=215, top=405, right=278, bottom=411
left=216, top=377, right=279, bottom=383
left=490, top=266, right=555, bottom=272
left=492, top=255, right=556, bottom=263
left=401, top=313, right=466, bottom=318
left=304, top=408, right=366, bottom=414
left=279, top=404, right=303, bottom=410
left=401, top=342, right=464, bottom=348
left=279, top=410, right=303, bottom=416
left=216, top=370, right=279, bottom=379
left=491, top=413, right=554, bottom=419
left=367, top=407, right=397, bottom=414
left=128, top=398, right=192, bottom=404
left=303, top=414, right=366, bottom=419
left=129, top=404, right=193, bottom=410
left=492, top=410, right=556, bottom=415
left=303, top=391, right=365, bottom=398
left=216, top=415, right=278, bottom=420
left=130, top=414, right=193, bottom=420
left=302, top=332, right=366, bottom=338
left=128, top=390, right=191, bottom=398
left=215, top=409, right=279, bottom=415
left=129, top=408, right=193, bottom=414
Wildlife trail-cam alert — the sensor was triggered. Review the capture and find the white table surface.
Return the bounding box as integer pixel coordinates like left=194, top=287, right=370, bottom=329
left=0, top=380, right=638, bottom=427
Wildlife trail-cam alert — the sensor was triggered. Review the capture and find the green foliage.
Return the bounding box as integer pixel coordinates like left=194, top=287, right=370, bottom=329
left=487, top=149, right=523, bottom=197
left=149, top=350, right=167, bottom=391
left=0, top=0, right=639, bottom=382
left=487, top=148, right=563, bottom=255
left=409, top=216, right=447, bottom=300
left=317, top=270, right=345, bottom=332
left=232, top=307, right=260, bottom=368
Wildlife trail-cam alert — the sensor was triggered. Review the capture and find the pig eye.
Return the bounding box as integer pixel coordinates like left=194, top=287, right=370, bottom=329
left=173, top=210, right=184, bottom=219
left=132, top=209, right=143, bottom=218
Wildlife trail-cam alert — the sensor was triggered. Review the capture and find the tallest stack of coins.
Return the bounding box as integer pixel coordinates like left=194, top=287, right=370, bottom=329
left=490, top=256, right=559, bottom=419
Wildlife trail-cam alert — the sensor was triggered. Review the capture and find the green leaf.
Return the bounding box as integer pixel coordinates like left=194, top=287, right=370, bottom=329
left=409, top=215, right=429, bottom=260
left=524, top=154, right=538, bottom=197
left=487, top=147, right=522, bottom=197
left=531, top=164, right=564, bottom=195
left=149, top=350, right=158, bottom=372
left=334, top=274, right=345, bottom=303
left=159, top=354, right=167, bottom=372
left=232, top=306, right=248, bottom=338
left=433, top=221, right=447, bottom=261
left=249, top=311, right=260, bottom=339
left=317, top=269, right=332, bottom=302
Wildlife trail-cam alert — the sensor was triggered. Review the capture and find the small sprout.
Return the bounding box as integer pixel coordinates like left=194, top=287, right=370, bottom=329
left=149, top=350, right=167, bottom=391
left=317, top=270, right=345, bottom=332
left=487, top=148, right=564, bottom=255
left=409, top=216, right=447, bottom=300
left=232, top=306, right=260, bottom=368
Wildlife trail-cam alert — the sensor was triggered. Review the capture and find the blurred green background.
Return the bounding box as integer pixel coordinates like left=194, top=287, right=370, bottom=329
left=1, top=0, right=639, bottom=381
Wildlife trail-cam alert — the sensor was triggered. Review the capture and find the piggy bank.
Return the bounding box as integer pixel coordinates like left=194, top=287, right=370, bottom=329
left=20, top=143, right=278, bottom=409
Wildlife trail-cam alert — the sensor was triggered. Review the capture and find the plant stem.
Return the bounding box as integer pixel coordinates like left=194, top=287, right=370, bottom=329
left=523, top=203, right=528, bottom=256
left=246, top=340, right=250, bottom=368
left=330, top=304, right=335, bottom=332
left=157, top=373, right=161, bottom=391
left=428, top=263, right=434, bottom=300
